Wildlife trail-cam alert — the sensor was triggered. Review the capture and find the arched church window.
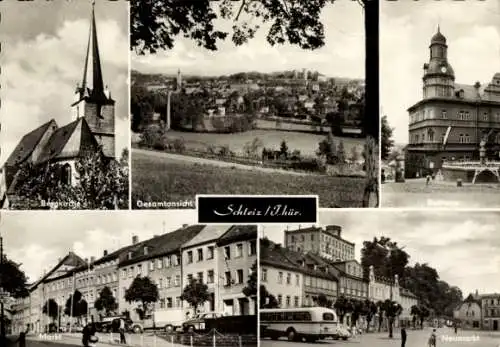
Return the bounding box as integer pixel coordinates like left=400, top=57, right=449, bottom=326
left=61, top=163, right=71, bottom=185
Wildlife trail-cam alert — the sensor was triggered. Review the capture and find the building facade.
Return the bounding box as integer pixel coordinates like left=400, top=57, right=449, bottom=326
left=284, top=225, right=355, bottom=261
left=481, top=294, right=500, bottom=331
left=216, top=226, right=258, bottom=316
left=405, top=27, right=500, bottom=178
left=454, top=293, right=482, bottom=329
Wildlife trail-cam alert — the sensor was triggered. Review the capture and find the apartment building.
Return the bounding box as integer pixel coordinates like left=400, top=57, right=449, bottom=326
left=216, top=226, right=257, bottom=315
left=118, top=225, right=205, bottom=322
left=180, top=225, right=233, bottom=314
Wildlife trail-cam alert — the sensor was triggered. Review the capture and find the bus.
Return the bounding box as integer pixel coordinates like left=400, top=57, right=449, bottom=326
left=260, top=307, right=339, bottom=342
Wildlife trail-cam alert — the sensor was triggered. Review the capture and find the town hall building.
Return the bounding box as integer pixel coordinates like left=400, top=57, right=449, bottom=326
left=405, top=27, right=500, bottom=178
left=0, top=3, right=116, bottom=207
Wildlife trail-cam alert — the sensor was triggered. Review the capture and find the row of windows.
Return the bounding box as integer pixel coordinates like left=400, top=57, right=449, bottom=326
left=304, top=276, right=337, bottom=291
left=186, top=268, right=248, bottom=287
left=260, top=269, right=300, bottom=287
left=158, top=296, right=182, bottom=309
left=411, top=109, right=500, bottom=124
left=277, top=294, right=301, bottom=308
left=484, top=299, right=500, bottom=306
left=153, top=275, right=182, bottom=289
left=339, top=287, right=368, bottom=297
left=486, top=309, right=500, bottom=317
left=46, top=273, right=112, bottom=292
left=186, top=241, right=256, bottom=264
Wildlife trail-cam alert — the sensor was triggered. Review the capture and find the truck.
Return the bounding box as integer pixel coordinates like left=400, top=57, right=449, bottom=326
left=134, top=309, right=188, bottom=333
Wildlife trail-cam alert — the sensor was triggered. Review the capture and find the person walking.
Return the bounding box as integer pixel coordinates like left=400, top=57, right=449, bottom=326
left=119, top=318, right=127, bottom=344
left=401, top=327, right=407, bottom=347
left=16, top=329, right=28, bottom=347
left=426, top=174, right=431, bottom=186
left=453, top=322, right=458, bottom=334
left=428, top=328, right=437, bottom=347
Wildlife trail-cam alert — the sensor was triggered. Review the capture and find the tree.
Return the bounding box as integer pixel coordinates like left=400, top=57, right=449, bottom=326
left=360, top=236, right=410, bottom=280
left=0, top=255, right=29, bottom=298
left=243, top=138, right=264, bottom=159
left=380, top=300, right=402, bottom=338
left=125, top=276, right=160, bottom=320
left=334, top=296, right=352, bottom=324
left=132, top=0, right=338, bottom=55
left=11, top=149, right=129, bottom=210
left=180, top=278, right=210, bottom=314
left=260, top=285, right=279, bottom=309
left=94, top=287, right=118, bottom=317
left=64, top=290, right=88, bottom=324
left=364, top=300, right=378, bottom=332
left=317, top=130, right=338, bottom=164
left=279, top=140, right=289, bottom=159
left=42, top=299, right=59, bottom=323
left=243, top=261, right=258, bottom=313
left=131, top=85, right=154, bottom=132
left=381, top=115, right=394, bottom=161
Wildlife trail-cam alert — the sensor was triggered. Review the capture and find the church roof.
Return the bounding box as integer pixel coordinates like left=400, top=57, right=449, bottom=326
left=36, top=118, right=99, bottom=163
left=4, top=120, right=56, bottom=167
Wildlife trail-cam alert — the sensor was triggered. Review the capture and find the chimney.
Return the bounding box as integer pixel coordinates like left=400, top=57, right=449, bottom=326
left=182, top=224, right=188, bottom=228
left=132, top=235, right=139, bottom=244
left=85, top=258, right=89, bottom=264
left=90, top=256, right=95, bottom=263
left=103, top=250, right=108, bottom=256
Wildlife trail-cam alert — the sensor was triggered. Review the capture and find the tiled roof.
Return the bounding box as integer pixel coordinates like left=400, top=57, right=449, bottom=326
left=260, top=239, right=338, bottom=281
left=119, top=224, right=206, bottom=266
left=454, top=83, right=486, bottom=102
left=182, top=225, right=232, bottom=248
left=5, top=120, right=56, bottom=167
left=36, top=118, right=98, bottom=163
left=217, top=225, right=257, bottom=246
left=31, top=251, right=87, bottom=288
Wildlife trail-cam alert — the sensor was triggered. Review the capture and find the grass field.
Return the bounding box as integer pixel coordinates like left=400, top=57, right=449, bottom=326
left=132, top=151, right=366, bottom=208
left=165, top=129, right=363, bottom=157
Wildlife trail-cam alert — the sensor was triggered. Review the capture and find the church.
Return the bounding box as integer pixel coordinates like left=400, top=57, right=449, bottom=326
left=0, top=3, right=116, bottom=207
left=405, top=27, right=500, bottom=178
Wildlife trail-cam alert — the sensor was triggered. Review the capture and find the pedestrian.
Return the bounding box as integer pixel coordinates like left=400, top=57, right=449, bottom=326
left=119, top=318, right=127, bottom=344
left=16, top=329, right=27, bottom=347
left=426, top=174, right=431, bottom=185
left=428, top=328, right=437, bottom=347
left=82, top=323, right=97, bottom=347
left=401, top=326, right=407, bottom=347
left=454, top=322, right=457, bottom=334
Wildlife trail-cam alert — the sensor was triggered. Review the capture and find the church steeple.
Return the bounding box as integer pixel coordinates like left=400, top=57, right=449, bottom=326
left=79, top=1, right=107, bottom=101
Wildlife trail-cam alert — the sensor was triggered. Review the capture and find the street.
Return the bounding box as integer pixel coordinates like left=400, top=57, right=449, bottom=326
left=261, top=328, right=500, bottom=347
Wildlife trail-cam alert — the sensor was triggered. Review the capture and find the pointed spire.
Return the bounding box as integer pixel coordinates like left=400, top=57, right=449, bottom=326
left=80, top=0, right=106, bottom=101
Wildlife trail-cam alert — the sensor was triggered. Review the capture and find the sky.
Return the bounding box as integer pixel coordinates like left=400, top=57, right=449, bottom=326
left=381, top=0, right=500, bottom=144
left=261, top=210, right=500, bottom=296
left=0, top=210, right=197, bottom=283
left=0, top=0, right=129, bottom=164
left=133, top=1, right=364, bottom=79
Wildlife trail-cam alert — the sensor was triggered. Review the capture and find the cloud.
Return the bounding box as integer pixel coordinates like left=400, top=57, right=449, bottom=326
left=1, top=17, right=129, bottom=164
left=381, top=0, right=500, bottom=144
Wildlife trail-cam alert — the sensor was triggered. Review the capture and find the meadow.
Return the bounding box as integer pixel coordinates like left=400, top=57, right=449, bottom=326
left=132, top=151, right=366, bottom=208
left=164, top=129, right=364, bottom=157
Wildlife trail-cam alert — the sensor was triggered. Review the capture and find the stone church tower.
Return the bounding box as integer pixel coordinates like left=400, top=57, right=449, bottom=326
left=71, top=2, right=116, bottom=159
left=422, top=26, right=456, bottom=99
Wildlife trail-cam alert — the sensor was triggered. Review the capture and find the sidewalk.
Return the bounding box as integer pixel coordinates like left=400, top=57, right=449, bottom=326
left=27, top=332, right=186, bottom=347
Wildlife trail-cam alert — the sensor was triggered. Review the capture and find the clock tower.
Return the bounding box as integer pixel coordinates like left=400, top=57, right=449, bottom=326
left=422, top=26, right=455, bottom=99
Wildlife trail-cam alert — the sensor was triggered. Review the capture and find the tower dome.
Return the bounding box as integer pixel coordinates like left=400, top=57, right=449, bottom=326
left=431, top=27, right=446, bottom=45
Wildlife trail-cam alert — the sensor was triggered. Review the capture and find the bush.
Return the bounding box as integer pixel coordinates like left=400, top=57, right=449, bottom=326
left=173, top=138, right=186, bottom=153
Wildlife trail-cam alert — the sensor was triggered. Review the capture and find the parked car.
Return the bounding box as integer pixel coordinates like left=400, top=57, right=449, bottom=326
left=182, top=312, right=225, bottom=333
